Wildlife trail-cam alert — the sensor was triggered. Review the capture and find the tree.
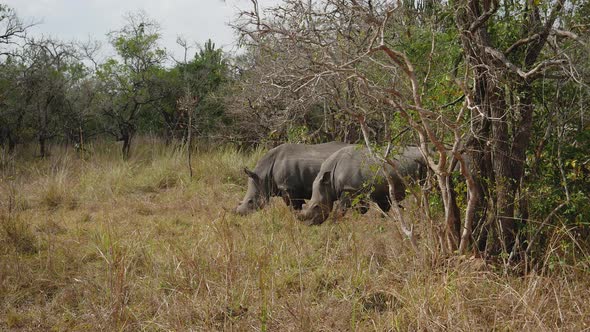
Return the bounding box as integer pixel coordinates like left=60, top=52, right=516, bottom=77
left=0, top=37, right=79, bottom=157
left=0, top=57, right=27, bottom=152
left=61, top=64, right=101, bottom=151
left=178, top=39, right=229, bottom=139
left=454, top=0, right=588, bottom=256
left=21, top=38, right=80, bottom=157
left=97, top=12, right=166, bottom=158
left=0, top=5, right=34, bottom=152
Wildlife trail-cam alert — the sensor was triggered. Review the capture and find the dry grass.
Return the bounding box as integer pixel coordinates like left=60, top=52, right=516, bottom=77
left=1, top=140, right=589, bottom=331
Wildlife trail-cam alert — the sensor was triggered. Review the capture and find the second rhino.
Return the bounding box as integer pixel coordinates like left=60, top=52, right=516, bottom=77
left=298, top=145, right=427, bottom=225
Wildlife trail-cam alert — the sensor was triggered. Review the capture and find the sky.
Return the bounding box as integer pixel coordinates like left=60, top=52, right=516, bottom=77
left=4, top=0, right=280, bottom=61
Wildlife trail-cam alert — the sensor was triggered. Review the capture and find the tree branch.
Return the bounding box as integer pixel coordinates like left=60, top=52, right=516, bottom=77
left=468, top=0, right=500, bottom=33
left=485, top=46, right=567, bottom=80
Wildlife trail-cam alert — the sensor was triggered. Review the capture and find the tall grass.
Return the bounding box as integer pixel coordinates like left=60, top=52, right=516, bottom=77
left=0, top=139, right=589, bottom=330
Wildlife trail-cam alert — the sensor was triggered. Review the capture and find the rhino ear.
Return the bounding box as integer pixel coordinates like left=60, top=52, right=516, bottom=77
left=244, top=168, right=259, bottom=180
left=320, top=171, right=331, bottom=184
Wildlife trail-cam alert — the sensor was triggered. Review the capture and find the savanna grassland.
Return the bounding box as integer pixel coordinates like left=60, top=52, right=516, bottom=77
left=1, top=140, right=590, bottom=331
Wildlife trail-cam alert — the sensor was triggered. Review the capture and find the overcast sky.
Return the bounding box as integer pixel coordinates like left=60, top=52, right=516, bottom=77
left=4, top=0, right=280, bottom=61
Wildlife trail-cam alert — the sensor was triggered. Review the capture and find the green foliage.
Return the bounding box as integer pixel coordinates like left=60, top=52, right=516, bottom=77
left=0, top=37, right=85, bottom=155
left=95, top=13, right=169, bottom=156
left=179, top=39, right=230, bottom=135
left=144, top=39, right=232, bottom=143
left=528, top=134, right=590, bottom=224
left=286, top=125, right=310, bottom=143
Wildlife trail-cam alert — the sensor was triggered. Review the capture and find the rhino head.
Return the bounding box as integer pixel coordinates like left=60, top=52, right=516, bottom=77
left=297, top=171, right=335, bottom=225
left=236, top=168, right=269, bottom=215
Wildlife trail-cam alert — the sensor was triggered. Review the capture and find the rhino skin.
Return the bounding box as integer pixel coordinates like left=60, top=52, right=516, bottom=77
left=235, top=142, right=351, bottom=215
left=298, top=145, right=427, bottom=225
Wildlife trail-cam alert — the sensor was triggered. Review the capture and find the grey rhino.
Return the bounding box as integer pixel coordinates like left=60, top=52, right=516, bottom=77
left=298, top=145, right=427, bottom=225
left=236, top=142, right=351, bottom=215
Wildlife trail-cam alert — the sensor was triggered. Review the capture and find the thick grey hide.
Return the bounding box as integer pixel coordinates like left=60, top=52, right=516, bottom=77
left=236, top=142, right=351, bottom=215
left=299, top=146, right=427, bottom=225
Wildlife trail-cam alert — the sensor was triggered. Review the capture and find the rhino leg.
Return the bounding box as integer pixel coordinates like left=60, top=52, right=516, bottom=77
left=336, top=192, right=369, bottom=216
left=335, top=194, right=351, bottom=217
left=281, top=194, right=291, bottom=206
left=375, top=196, right=391, bottom=212
left=332, top=200, right=348, bottom=218
left=280, top=190, right=305, bottom=210
left=290, top=199, right=305, bottom=210
left=355, top=204, right=369, bottom=215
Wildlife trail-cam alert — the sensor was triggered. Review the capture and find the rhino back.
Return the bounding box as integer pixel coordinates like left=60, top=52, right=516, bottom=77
left=272, top=142, right=350, bottom=193
left=391, top=146, right=427, bottom=181
left=255, top=142, right=350, bottom=198
left=329, top=146, right=377, bottom=193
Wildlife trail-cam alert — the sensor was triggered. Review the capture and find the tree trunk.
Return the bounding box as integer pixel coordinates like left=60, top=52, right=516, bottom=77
left=456, top=0, right=523, bottom=255
left=8, top=137, right=16, bottom=154
left=489, top=84, right=516, bottom=253
left=39, top=136, right=47, bottom=158
left=119, top=122, right=135, bottom=159
left=187, top=105, right=193, bottom=178
left=2, top=129, right=17, bottom=154
left=437, top=173, right=460, bottom=252
left=122, top=134, right=132, bottom=159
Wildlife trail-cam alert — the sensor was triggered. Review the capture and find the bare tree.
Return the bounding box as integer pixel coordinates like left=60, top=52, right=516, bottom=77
left=0, top=4, right=35, bottom=57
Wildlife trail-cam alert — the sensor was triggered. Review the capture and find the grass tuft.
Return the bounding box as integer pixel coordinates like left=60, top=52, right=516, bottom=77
left=39, top=166, right=78, bottom=209
left=0, top=214, right=38, bottom=254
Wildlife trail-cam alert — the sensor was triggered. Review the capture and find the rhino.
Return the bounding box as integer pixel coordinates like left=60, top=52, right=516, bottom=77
left=235, top=142, right=351, bottom=215
left=298, top=145, right=427, bottom=225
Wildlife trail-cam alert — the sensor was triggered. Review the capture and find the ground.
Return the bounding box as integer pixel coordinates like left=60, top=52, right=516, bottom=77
left=1, top=140, right=589, bottom=331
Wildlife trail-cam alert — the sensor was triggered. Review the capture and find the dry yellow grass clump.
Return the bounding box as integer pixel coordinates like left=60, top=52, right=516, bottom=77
left=1, top=139, right=589, bottom=331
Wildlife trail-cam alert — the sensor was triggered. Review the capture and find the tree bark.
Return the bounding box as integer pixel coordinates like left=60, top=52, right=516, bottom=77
left=8, top=136, right=16, bottom=153
left=39, top=136, right=47, bottom=158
